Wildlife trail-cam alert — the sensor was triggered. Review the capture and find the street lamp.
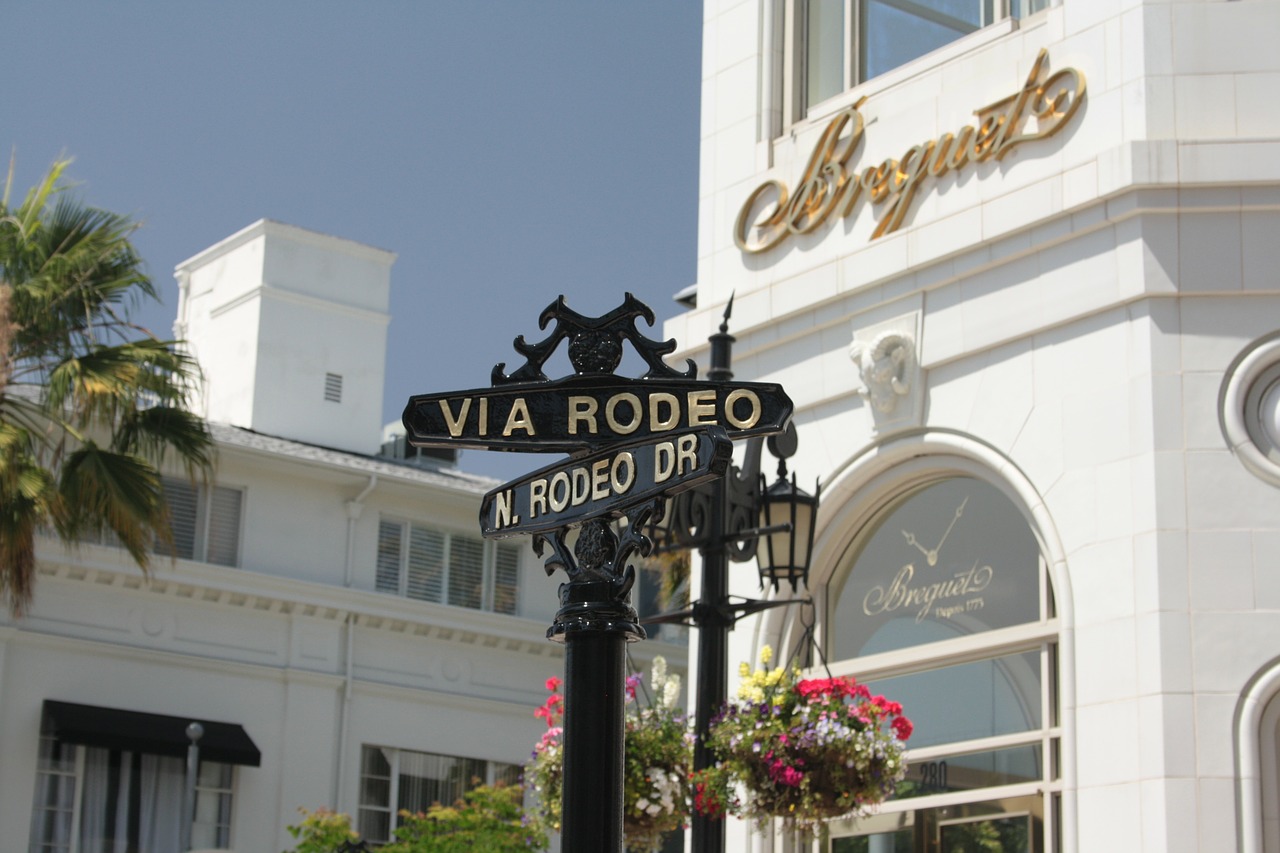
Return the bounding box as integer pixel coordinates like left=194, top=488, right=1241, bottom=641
left=644, top=299, right=820, bottom=853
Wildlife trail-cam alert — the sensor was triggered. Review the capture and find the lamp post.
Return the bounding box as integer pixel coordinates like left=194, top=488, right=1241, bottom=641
left=180, top=722, right=203, bottom=852
left=645, top=300, right=820, bottom=853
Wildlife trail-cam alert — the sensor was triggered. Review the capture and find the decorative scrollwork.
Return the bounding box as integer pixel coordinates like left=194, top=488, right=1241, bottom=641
left=491, top=293, right=697, bottom=385
left=533, top=499, right=663, bottom=605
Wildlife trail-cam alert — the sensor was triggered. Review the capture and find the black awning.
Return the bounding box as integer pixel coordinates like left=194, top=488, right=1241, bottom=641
left=42, top=700, right=261, bottom=767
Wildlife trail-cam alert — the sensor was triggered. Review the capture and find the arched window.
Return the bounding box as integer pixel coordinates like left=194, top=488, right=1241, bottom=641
left=824, top=475, right=1061, bottom=852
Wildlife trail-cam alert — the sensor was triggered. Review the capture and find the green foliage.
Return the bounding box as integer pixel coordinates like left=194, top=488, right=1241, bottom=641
left=284, top=808, right=357, bottom=853
left=383, top=782, right=546, bottom=853
left=0, top=157, right=214, bottom=614
left=284, top=785, right=546, bottom=853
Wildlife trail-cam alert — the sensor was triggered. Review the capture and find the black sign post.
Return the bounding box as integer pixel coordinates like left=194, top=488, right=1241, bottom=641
left=403, top=294, right=793, bottom=852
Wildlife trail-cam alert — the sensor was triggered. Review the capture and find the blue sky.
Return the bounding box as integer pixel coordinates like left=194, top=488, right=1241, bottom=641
left=8, top=2, right=704, bottom=480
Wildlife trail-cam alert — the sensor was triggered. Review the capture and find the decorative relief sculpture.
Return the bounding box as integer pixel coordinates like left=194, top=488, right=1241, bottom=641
left=851, top=331, right=914, bottom=415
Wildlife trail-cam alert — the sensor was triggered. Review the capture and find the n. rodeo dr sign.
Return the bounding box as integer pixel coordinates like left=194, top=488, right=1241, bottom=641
left=481, top=428, right=732, bottom=538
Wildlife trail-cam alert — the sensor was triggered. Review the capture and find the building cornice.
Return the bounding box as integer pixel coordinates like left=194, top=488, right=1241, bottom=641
left=28, top=544, right=560, bottom=658
left=174, top=219, right=396, bottom=275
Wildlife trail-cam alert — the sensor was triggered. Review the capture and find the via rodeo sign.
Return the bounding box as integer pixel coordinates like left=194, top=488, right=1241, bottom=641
left=735, top=49, right=1086, bottom=252
left=403, top=294, right=793, bottom=540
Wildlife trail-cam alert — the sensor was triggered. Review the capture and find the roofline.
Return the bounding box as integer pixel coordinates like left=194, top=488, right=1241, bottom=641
left=174, top=219, right=397, bottom=274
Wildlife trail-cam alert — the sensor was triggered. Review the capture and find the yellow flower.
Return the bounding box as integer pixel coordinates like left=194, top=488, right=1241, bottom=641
left=760, top=645, right=774, bottom=665
left=739, top=661, right=751, bottom=678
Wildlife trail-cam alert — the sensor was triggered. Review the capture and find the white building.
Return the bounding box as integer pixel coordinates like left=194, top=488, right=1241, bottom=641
left=668, top=1, right=1280, bottom=851
left=3, top=220, right=686, bottom=852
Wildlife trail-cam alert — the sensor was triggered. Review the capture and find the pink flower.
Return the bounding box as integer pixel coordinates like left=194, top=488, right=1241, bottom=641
left=546, top=676, right=562, bottom=692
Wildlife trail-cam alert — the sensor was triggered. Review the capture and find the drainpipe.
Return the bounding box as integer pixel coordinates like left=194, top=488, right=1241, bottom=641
left=344, top=475, right=378, bottom=588
left=335, top=475, right=376, bottom=809
left=334, top=611, right=357, bottom=812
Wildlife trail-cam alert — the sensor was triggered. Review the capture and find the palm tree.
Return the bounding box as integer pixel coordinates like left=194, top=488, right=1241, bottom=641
left=0, top=157, right=214, bottom=615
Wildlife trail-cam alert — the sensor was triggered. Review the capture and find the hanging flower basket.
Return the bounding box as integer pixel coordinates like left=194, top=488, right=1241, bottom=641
left=693, top=646, right=912, bottom=831
left=525, top=657, right=693, bottom=853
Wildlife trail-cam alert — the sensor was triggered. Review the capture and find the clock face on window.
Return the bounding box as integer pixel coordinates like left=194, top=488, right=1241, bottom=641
left=830, top=476, right=1042, bottom=660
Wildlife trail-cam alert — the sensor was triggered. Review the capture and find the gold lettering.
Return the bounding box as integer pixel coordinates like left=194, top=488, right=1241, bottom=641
left=654, top=440, right=675, bottom=483
left=874, top=143, right=934, bottom=240
left=605, top=392, right=642, bottom=434
left=591, top=458, right=610, bottom=501
left=687, top=390, right=716, bottom=426
left=948, top=125, right=976, bottom=170
left=649, top=393, right=679, bottom=432
left=927, top=133, right=956, bottom=177
left=494, top=489, right=518, bottom=528
left=572, top=466, right=590, bottom=507
left=549, top=471, right=570, bottom=512
left=529, top=479, right=547, bottom=519
left=677, top=433, right=698, bottom=477
left=970, top=115, right=1001, bottom=162
left=568, top=396, right=598, bottom=435
left=735, top=52, right=1085, bottom=250
left=503, top=398, right=535, bottom=436
left=611, top=452, right=635, bottom=495
left=478, top=397, right=488, bottom=436
left=724, top=389, right=762, bottom=430
left=439, top=398, right=472, bottom=437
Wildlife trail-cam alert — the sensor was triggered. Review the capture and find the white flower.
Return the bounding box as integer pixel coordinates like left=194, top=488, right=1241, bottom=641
left=663, top=673, right=682, bottom=708
left=651, top=656, right=668, bottom=698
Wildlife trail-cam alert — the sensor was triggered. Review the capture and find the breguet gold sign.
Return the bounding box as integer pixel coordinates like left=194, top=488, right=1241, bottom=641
left=734, top=49, right=1086, bottom=253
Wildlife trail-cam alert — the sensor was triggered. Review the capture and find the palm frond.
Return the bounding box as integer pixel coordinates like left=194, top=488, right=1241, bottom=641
left=115, top=405, right=215, bottom=479
left=0, top=449, right=55, bottom=616
left=57, top=443, right=164, bottom=569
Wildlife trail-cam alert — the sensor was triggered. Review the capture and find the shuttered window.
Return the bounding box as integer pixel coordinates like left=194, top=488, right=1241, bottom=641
left=376, top=520, right=520, bottom=614
left=156, top=478, right=244, bottom=567
left=493, top=544, right=520, bottom=616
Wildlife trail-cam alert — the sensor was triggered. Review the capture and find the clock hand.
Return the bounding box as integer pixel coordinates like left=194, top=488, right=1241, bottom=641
left=902, top=530, right=930, bottom=559
left=928, top=496, right=970, bottom=565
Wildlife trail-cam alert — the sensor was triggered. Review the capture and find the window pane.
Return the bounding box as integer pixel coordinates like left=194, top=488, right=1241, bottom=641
left=493, top=544, right=520, bottom=615
left=357, top=808, right=391, bottom=844
left=893, top=744, right=1043, bottom=800
left=362, top=744, right=392, bottom=779
left=205, top=486, right=242, bottom=566
left=376, top=521, right=403, bottom=594
left=940, top=814, right=1033, bottom=852
left=407, top=527, right=446, bottom=602
left=830, top=477, right=1041, bottom=660
left=447, top=536, right=485, bottom=610
left=861, top=650, right=1043, bottom=750
left=159, top=477, right=199, bottom=559
left=806, top=0, right=845, bottom=108
left=398, top=752, right=455, bottom=812
left=862, top=0, right=983, bottom=81
left=197, top=761, right=233, bottom=788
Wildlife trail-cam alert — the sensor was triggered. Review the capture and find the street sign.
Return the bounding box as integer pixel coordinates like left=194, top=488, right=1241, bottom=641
left=480, top=428, right=732, bottom=538
left=403, top=376, right=792, bottom=454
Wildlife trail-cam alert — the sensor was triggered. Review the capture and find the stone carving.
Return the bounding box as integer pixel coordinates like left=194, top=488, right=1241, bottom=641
left=851, top=331, right=914, bottom=415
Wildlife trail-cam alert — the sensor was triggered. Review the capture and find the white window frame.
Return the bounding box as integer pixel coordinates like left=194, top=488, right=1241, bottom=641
left=820, top=473, right=1062, bottom=852
left=376, top=518, right=520, bottom=614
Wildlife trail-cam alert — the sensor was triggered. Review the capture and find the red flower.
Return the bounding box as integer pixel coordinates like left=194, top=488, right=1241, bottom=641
left=892, top=715, right=914, bottom=741
left=546, top=676, right=562, bottom=692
